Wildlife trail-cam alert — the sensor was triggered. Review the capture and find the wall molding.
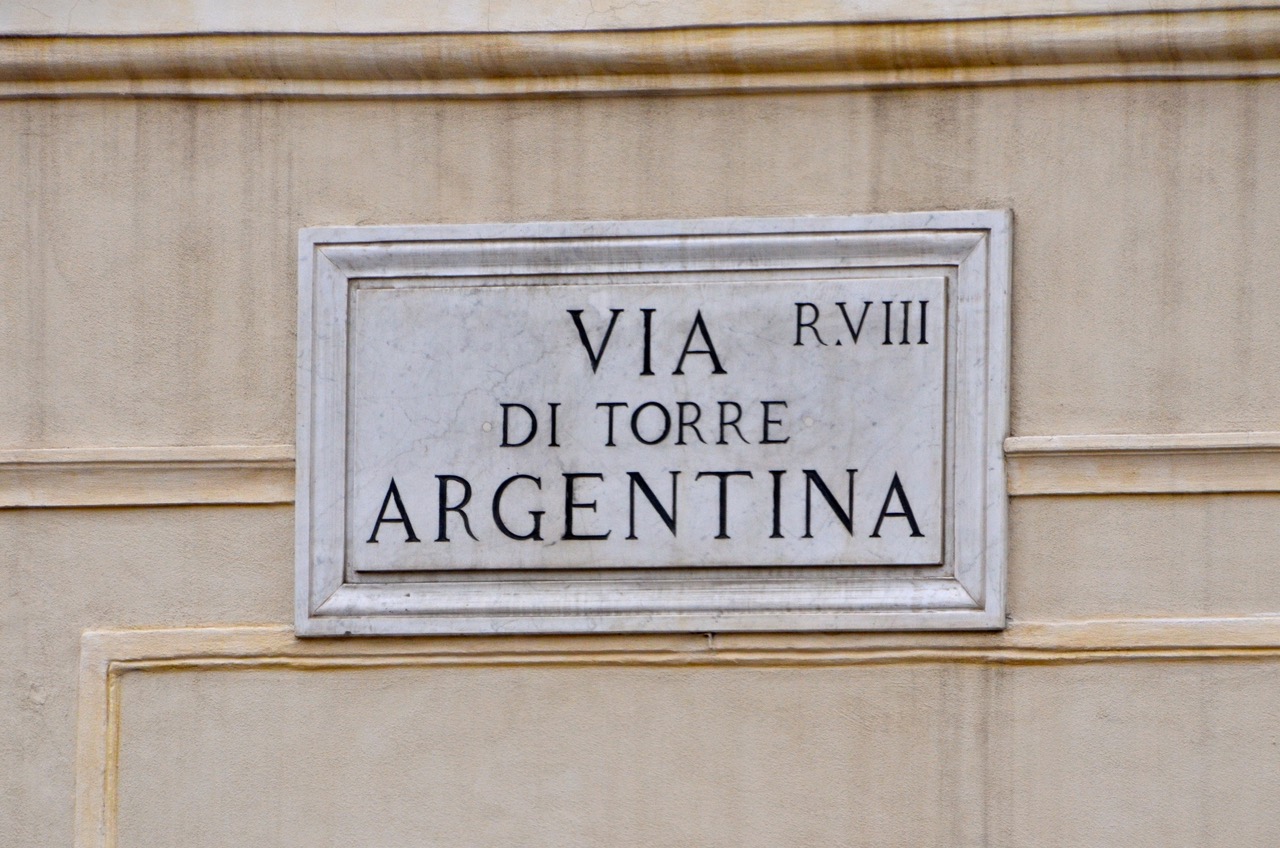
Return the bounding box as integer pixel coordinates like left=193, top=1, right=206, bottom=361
left=8, top=0, right=1280, bottom=37
left=5, top=9, right=1280, bottom=100
left=0, top=445, right=294, bottom=508
left=5, top=432, right=1277, bottom=508
left=1005, top=431, right=1280, bottom=495
left=74, top=617, right=1280, bottom=848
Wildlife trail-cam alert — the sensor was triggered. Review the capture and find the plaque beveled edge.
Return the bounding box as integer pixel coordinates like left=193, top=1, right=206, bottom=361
left=295, top=211, right=1011, bottom=636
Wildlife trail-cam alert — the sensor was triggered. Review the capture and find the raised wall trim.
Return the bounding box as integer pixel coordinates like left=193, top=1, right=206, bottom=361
left=7, top=0, right=1279, bottom=36
left=1004, top=431, right=1280, bottom=496
left=0, top=445, right=295, bottom=508
left=74, top=617, right=1280, bottom=848
left=6, top=9, right=1280, bottom=100
left=5, top=433, right=1277, bottom=508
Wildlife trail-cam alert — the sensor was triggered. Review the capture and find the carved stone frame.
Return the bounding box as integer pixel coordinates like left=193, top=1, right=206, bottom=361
left=296, top=212, right=1010, bottom=635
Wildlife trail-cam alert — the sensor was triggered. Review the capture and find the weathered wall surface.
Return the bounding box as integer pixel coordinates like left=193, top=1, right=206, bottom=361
left=114, top=661, right=1280, bottom=846
left=7, top=86, right=1280, bottom=448
left=4, top=7, right=1280, bottom=847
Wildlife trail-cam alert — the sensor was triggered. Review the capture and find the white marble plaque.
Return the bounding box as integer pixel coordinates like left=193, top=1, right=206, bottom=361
left=297, top=213, right=1010, bottom=635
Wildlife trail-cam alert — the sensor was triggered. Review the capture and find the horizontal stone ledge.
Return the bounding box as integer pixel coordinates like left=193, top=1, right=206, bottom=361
left=1005, top=431, right=1280, bottom=496
left=4, top=9, right=1280, bottom=98
left=9, top=0, right=1279, bottom=37
left=4, top=432, right=1280, bottom=507
left=78, top=616, right=1280, bottom=668
left=0, top=445, right=295, bottom=507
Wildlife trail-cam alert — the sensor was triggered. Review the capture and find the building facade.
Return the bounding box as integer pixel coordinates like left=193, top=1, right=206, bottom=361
left=4, top=2, right=1280, bottom=845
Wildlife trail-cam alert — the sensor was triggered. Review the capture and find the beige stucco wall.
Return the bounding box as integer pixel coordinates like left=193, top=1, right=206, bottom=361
left=7, top=86, right=1280, bottom=448
left=114, top=661, right=1280, bottom=846
left=5, top=14, right=1280, bottom=846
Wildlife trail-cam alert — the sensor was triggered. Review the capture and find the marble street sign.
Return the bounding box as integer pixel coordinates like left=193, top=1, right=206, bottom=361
left=296, top=214, right=1010, bottom=635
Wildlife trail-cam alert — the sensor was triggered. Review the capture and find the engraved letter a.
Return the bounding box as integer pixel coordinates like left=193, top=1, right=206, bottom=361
left=367, top=478, right=421, bottom=543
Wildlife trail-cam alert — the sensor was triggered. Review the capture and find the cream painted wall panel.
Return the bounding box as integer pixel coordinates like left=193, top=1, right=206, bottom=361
left=6, top=78, right=1280, bottom=847
left=1010, top=494, right=1280, bottom=619
left=114, top=664, right=986, bottom=847
left=0, top=507, right=292, bottom=848
left=993, top=661, right=1280, bottom=845
left=2, top=100, right=296, bottom=449
left=7, top=497, right=1280, bottom=844
left=4, top=84, right=1280, bottom=448
left=113, top=661, right=1280, bottom=847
